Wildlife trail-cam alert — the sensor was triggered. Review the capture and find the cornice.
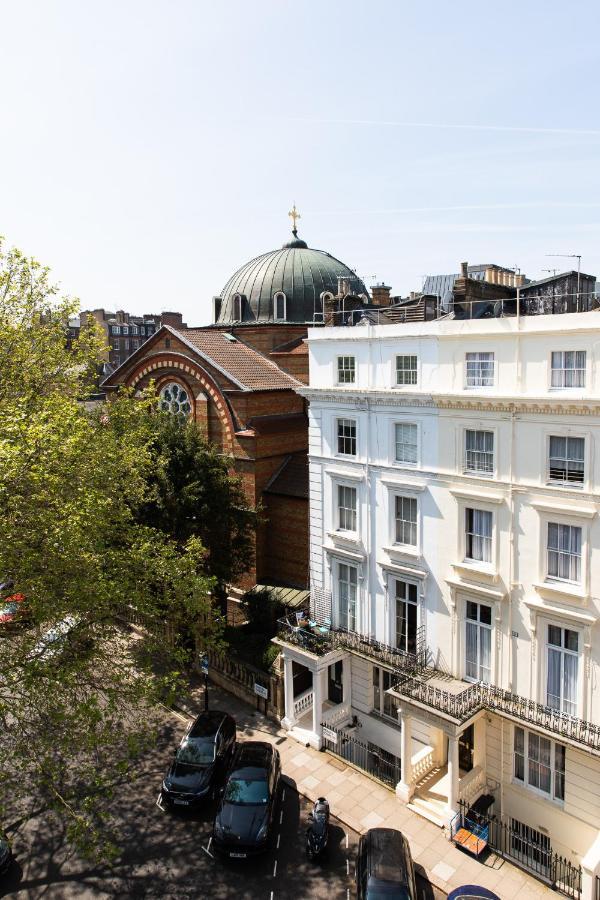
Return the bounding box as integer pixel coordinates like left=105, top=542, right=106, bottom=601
left=299, top=387, right=600, bottom=417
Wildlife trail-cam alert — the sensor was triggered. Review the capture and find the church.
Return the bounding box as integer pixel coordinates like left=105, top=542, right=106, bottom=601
left=102, top=212, right=368, bottom=611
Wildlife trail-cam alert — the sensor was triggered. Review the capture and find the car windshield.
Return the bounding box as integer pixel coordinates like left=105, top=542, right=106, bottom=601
left=366, top=888, right=411, bottom=900
left=224, top=778, right=269, bottom=805
left=176, top=739, right=215, bottom=766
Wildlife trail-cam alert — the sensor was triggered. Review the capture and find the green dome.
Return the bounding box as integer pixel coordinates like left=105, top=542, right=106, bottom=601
left=215, top=232, right=368, bottom=325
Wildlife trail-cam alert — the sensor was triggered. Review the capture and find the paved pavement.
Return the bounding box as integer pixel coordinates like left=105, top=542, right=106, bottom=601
left=174, top=676, right=558, bottom=899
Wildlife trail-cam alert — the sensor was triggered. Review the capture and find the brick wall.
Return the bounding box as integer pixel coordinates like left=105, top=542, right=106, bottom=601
left=260, top=494, right=309, bottom=588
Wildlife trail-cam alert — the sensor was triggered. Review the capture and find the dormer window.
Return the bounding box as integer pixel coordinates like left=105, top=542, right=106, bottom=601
left=274, top=291, right=286, bottom=321
left=233, top=293, right=244, bottom=321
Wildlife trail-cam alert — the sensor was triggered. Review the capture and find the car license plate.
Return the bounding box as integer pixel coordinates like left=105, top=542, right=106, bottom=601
left=230, top=852, right=246, bottom=858
left=173, top=799, right=189, bottom=805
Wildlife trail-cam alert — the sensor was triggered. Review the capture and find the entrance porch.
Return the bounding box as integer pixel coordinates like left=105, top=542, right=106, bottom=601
left=280, top=648, right=351, bottom=749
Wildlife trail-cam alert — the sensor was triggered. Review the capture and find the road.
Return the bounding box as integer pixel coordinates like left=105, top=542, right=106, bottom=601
left=1, top=709, right=445, bottom=899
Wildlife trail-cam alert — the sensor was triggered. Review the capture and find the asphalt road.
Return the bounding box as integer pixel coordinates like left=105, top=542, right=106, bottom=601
left=1, top=709, right=445, bottom=899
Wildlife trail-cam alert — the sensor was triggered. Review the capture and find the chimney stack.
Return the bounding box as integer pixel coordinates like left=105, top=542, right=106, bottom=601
left=160, top=311, right=186, bottom=329
left=371, top=283, right=392, bottom=307
left=460, top=261, right=469, bottom=278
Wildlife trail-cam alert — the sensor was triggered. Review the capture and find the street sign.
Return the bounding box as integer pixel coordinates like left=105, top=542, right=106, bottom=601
left=322, top=726, right=337, bottom=745
left=253, top=683, right=268, bottom=700
left=200, top=655, right=209, bottom=675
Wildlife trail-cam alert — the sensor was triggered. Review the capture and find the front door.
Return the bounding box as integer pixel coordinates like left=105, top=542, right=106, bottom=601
left=328, top=661, right=343, bottom=704
left=459, top=724, right=474, bottom=772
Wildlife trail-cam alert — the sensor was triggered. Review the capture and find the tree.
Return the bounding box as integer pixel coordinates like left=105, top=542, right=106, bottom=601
left=0, top=239, right=221, bottom=860
left=135, top=413, right=259, bottom=605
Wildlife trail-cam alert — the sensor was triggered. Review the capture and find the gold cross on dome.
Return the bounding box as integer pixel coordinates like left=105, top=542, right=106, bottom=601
left=288, top=203, right=301, bottom=234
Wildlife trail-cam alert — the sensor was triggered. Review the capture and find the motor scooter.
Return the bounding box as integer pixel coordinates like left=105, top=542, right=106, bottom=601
left=305, top=796, right=329, bottom=861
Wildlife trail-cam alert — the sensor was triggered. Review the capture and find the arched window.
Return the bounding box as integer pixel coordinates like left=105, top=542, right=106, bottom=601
left=158, top=382, right=192, bottom=417
left=274, top=291, right=286, bottom=321
left=233, top=293, right=244, bottom=321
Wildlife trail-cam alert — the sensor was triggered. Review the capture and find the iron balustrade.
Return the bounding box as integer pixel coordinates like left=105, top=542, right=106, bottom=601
left=320, top=722, right=401, bottom=789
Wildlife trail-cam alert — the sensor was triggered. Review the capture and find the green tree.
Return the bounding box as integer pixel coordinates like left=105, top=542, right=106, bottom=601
left=135, top=413, right=258, bottom=605
left=0, top=239, right=220, bottom=860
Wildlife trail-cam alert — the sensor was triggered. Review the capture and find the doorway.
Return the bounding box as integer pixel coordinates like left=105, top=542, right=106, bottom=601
left=328, top=660, right=343, bottom=704
left=459, top=724, right=474, bottom=772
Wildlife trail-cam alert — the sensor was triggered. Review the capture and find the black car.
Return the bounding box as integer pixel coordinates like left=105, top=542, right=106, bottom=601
left=161, top=711, right=236, bottom=809
left=212, top=741, right=281, bottom=858
left=356, top=828, right=417, bottom=900
left=0, top=833, right=12, bottom=876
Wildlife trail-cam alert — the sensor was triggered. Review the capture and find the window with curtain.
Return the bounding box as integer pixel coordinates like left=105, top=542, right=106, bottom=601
left=465, top=351, right=494, bottom=387
left=551, top=350, right=586, bottom=388
left=548, top=436, right=584, bottom=485
left=547, top=624, right=579, bottom=716
left=394, top=423, right=418, bottom=465
left=464, top=429, right=494, bottom=474
left=394, top=496, right=417, bottom=546
left=395, top=580, right=418, bottom=655
left=465, top=508, right=492, bottom=563
left=337, top=485, right=357, bottom=532
left=547, top=522, right=581, bottom=582
left=514, top=726, right=565, bottom=801
left=465, top=601, right=492, bottom=682
left=338, top=563, right=357, bottom=632
left=337, top=419, right=357, bottom=456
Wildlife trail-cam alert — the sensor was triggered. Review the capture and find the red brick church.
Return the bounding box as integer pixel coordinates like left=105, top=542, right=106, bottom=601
left=102, top=220, right=367, bottom=607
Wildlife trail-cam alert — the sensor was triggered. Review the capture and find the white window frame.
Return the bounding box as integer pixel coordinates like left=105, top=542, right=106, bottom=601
left=545, top=622, right=580, bottom=716
left=392, top=421, right=420, bottom=468
left=393, top=495, right=418, bottom=549
left=546, top=521, right=582, bottom=584
left=465, top=351, right=495, bottom=389
left=395, top=354, right=418, bottom=388
left=372, top=665, right=401, bottom=721
left=463, top=427, right=495, bottom=477
left=336, top=418, right=357, bottom=458
left=336, top=483, right=358, bottom=535
left=273, top=291, right=286, bottom=321
left=336, top=561, right=358, bottom=633
left=549, top=350, right=587, bottom=390
left=464, top=507, right=493, bottom=566
left=513, top=725, right=566, bottom=804
left=464, top=599, right=493, bottom=683
left=455, top=497, right=499, bottom=576
left=122, top=325, right=129, bottom=335
left=337, top=355, right=356, bottom=385
left=546, top=432, right=586, bottom=489
left=391, top=577, right=419, bottom=656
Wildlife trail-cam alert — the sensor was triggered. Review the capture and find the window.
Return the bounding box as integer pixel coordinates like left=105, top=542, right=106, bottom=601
left=158, top=382, right=192, bottom=417
left=465, top=430, right=494, bottom=474
left=124, top=339, right=130, bottom=351
left=551, top=351, right=586, bottom=388
left=394, top=496, right=417, bottom=546
left=337, top=418, right=356, bottom=456
left=465, top=601, right=492, bottom=682
left=233, top=293, right=243, bottom=321
left=112, top=325, right=121, bottom=334
left=514, top=726, right=566, bottom=801
left=122, top=326, right=129, bottom=335
left=465, top=351, right=494, bottom=388
left=396, top=355, right=417, bottom=386
left=372, top=666, right=400, bottom=720
left=337, top=356, right=355, bottom=384
left=113, top=338, right=120, bottom=350
left=547, top=625, right=579, bottom=716
left=131, top=325, right=138, bottom=334
left=547, top=523, right=581, bottom=583
left=274, top=292, right=286, bottom=320
left=337, top=485, right=357, bottom=532
left=548, top=436, right=584, bottom=485
left=465, top=508, right=492, bottom=564
left=394, top=423, right=418, bottom=465
left=394, top=580, right=418, bottom=655
left=338, top=563, right=357, bottom=632
left=510, top=817, right=552, bottom=875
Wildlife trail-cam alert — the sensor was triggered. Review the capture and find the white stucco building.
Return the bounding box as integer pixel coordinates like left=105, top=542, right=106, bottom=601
left=275, top=309, right=600, bottom=897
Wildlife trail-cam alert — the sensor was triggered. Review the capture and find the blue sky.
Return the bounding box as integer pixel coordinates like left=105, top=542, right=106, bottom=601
left=1, top=0, right=599, bottom=324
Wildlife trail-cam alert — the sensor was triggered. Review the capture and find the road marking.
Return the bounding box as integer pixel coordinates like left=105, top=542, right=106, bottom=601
left=346, top=890, right=350, bottom=900
left=344, top=831, right=348, bottom=850
left=273, top=859, right=278, bottom=877
left=207, top=836, right=212, bottom=853
left=346, top=859, right=350, bottom=876
left=282, top=788, right=286, bottom=801
left=270, top=893, right=274, bottom=900
left=155, top=793, right=165, bottom=811
left=276, top=833, right=281, bottom=849
left=279, top=810, right=283, bottom=825
left=201, top=844, right=214, bottom=859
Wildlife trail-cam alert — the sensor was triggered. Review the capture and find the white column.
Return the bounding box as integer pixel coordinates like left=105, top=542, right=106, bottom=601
left=342, top=655, right=351, bottom=708
left=312, top=667, right=323, bottom=748
left=395, top=711, right=414, bottom=803
left=282, top=655, right=296, bottom=729
left=446, top=733, right=460, bottom=823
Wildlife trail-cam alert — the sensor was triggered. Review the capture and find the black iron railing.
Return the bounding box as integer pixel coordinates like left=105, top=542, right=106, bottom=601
left=321, top=722, right=401, bottom=789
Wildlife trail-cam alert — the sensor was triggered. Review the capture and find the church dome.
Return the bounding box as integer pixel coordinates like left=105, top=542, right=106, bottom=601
left=214, top=230, right=368, bottom=325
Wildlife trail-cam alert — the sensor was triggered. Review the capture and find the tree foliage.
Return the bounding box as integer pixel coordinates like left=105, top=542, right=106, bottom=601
left=0, top=239, right=223, bottom=860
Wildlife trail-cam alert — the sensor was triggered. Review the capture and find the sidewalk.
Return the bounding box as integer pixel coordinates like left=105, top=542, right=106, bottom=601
left=174, top=676, right=555, bottom=898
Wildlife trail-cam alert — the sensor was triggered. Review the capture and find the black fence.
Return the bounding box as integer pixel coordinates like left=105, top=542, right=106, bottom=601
left=321, top=722, right=400, bottom=790
left=455, top=801, right=582, bottom=899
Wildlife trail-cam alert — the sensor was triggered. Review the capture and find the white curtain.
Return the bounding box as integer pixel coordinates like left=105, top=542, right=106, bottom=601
left=563, top=653, right=578, bottom=716
left=465, top=621, right=478, bottom=680
left=479, top=626, right=491, bottom=682
left=547, top=646, right=561, bottom=710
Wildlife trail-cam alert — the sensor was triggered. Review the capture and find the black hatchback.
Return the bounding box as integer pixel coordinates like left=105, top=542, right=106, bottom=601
left=212, top=741, right=281, bottom=858
left=161, top=711, right=236, bottom=809
left=356, top=828, right=417, bottom=900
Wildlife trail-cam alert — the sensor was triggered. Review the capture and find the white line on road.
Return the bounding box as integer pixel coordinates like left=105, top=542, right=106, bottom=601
left=346, top=890, right=350, bottom=900
left=270, top=893, right=274, bottom=900
left=344, top=831, right=348, bottom=850
left=276, top=833, right=281, bottom=849
left=201, top=844, right=214, bottom=859
left=155, top=793, right=165, bottom=811
left=282, top=788, right=286, bottom=801
left=207, top=836, right=212, bottom=853
left=273, top=859, right=278, bottom=878
left=279, top=810, right=283, bottom=825
left=346, top=859, right=350, bottom=876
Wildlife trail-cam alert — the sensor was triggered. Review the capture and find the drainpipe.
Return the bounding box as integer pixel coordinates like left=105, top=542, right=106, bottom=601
left=364, top=328, right=372, bottom=638
left=508, top=405, right=516, bottom=693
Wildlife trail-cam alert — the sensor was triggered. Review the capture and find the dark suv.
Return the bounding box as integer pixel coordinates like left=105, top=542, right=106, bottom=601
left=161, top=711, right=236, bottom=809
left=356, top=828, right=417, bottom=900
left=213, top=741, right=281, bottom=858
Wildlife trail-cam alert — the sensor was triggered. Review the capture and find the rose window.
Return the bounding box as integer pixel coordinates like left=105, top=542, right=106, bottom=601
left=159, top=382, right=192, bottom=416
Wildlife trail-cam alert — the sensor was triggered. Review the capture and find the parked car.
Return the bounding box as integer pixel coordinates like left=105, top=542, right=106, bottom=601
left=0, top=832, right=12, bottom=875
left=448, top=888, right=500, bottom=900
left=0, top=593, right=29, bottom=631
left=161, top=711, right=236, bottom=809
left=356, top=828, right=417, bottom=900
left=213, top=741, right=281, bottom=858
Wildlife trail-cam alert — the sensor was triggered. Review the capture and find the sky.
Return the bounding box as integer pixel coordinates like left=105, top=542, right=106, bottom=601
left=1, top=0, right=599, bottom=325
